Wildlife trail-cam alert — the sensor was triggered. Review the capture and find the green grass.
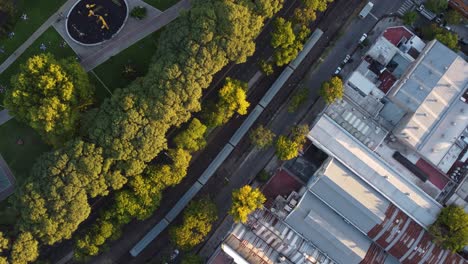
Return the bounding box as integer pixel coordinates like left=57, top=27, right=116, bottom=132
left=0, top=119, right=50, bottom=225
left=0, top=0, right=67, bottom=64
left=0, top=119, right=50, bottom=187
left=142, top=0, right=180, bottom=11
left=93, top=29, right=162, bottom=90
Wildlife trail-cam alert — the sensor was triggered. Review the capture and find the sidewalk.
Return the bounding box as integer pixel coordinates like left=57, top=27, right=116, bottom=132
left=0, top=0, right=78, bottom=74
left=58, top=0, right=191, bottom=71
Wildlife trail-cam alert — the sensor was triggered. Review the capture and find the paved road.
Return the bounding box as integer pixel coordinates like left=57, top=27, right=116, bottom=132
left=303, top=0, right=407, bottom=88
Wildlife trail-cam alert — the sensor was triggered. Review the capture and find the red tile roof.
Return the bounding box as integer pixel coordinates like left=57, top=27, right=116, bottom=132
left=416, top=158, right=449, bottom=190
left=261, top=168, right=303, bottom=208
left=378, top=70, right=397, bottom=94
left=383, top=26, right=414, bottom=46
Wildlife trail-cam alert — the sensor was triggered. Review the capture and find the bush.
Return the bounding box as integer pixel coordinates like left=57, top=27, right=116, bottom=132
left=288, top=88, right=309, bottom=112
left=181, top=254, right=203, bottom=264
left=250, top=125, right=275, bottom=149
left=402, top=11, right=418, bottom=25
left=259, top=59, right=274, bottom=76
left=425, top=0, right=448, bottom=13
left=446, top=9, right=462, bottom=25
left=257, top=170, right=271, bottom=182
left=130, top=6, right=147, bottom=20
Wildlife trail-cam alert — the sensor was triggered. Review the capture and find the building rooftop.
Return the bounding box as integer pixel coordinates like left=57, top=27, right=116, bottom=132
left=383, top=26, right=414, bottom=47
left=285, top=191, right=373, bottom=264
left=309, top=158, right=390, bottom=233
left=390, top=41, right=468, bottom=166
left=308, top=114, right=442, bottom=228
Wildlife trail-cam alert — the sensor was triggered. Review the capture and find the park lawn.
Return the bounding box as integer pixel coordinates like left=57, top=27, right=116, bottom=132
left=0, top=119, right=50, bottom=225
left=0, top=119, right=50, bottom=188
left=93, top=29, right=163, bottom=90
left=0, top=0, right=67, bottom=64
left=142, top=0, right=180, bottom=11
left=0, top=26, right=110, bottom=107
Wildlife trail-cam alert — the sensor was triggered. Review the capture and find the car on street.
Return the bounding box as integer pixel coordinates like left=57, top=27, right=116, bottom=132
left=343, top=54, right=351, bottom=64
left=359, top=33, right=368, bottom=44
left=334, top=66, right=342, bottom=75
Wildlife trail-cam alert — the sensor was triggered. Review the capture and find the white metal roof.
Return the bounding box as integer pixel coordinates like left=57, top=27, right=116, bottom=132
left=308, top=115, right=441, bottom=228
left=347, top=71, right=376, bottom=96
left=310, top=158, right=390, bottom=233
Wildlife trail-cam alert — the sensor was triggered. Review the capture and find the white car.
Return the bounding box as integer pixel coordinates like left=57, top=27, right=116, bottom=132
left=359, top=33, right=368, bottom=44
left=334, top=66, right=342, bottom=75
left=343, top=54, right=351, bottom=64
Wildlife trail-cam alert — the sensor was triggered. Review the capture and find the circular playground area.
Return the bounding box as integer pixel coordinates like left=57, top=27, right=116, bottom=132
left=66, top=0, right=128, bottom=46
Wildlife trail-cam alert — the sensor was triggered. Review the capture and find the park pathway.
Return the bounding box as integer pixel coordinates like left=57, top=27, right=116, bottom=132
left=78, top=0, right=191, bottom=71
left=0, top=0, right=78, bottom=74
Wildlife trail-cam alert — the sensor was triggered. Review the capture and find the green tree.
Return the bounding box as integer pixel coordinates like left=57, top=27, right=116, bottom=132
left=288, top=88, right=309, bottom=112
left=174, top=118, right=207, bottom=152
left=446, top=9, right=462, bottom=24
left=429, top=205, right=468, bottom=252
left=4, top=54, right=93, bottom=147
left=170, top=198, right=218, bottom=250
left=275, top=135, right=300, bottom=160
left=10, top=232, right=39, bottom=264
left=319, top=76, right=343, bottom=104
left=229, top=185, right=265, bottom=223
left=425, top=0, right=448, bottom=13
left=15, top=140, right=111, bottom=245
left=254, top=0, right=284, bottom=18
left=436, top=31, right=460, bottom=51
left=181, top=254, right=203, bottom=264
left=403, top=11, right=418, bottom=25
left=271, top=17, right=295, bottom=49
left=250, top=125, right=275, bottom=149
left=259, top=59, right=274, bottom=76
left=294, top=0, right=333, bottom=25
left=203, top=78, right=250, bottom=127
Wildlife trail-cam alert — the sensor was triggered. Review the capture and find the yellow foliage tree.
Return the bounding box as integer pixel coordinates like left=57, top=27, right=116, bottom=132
left=229, top=185, right=266, bottom=223
left=4, top=53, right=93, bottom=146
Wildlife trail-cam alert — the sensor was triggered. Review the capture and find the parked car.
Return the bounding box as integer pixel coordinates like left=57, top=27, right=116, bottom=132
left=359, top=33, right=368, bottom=44
left=334, top=66, right=342, bottom=75
left=343, top=54, right=351, bottom=64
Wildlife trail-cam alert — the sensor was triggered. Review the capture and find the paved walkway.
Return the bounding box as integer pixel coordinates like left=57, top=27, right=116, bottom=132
left=0, top=109, right=12, bottom=125
left=0, top=0, right=78, bottom=74
left=60, top=0, right=190, bottom=71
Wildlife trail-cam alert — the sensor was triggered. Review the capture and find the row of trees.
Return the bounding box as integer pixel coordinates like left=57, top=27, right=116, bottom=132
left=0, top=0, right=285, bottom=263
left=421, top=23, right=460, bottom=51
left=74, top=76, right=250, bottom=258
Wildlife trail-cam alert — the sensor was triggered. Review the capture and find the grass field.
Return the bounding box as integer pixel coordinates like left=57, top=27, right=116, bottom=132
left=93, top=29, right=163, bottom=90
left=0, top=0, right=67, bottom=64
left=142, top=0, right=180, bottom=11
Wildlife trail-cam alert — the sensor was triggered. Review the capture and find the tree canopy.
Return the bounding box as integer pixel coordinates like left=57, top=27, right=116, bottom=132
left=170, top=198, right=218, bottom=250
left=429, top=205, right=468, bottom=252
left=271, top=18, right=311, bottom=66
left=275, top=124, right=308, bottom=160
left=181, top=254, right=203, bottom=264
left=425, top=0, right=448, bottom=13
left=10, top=232, right=39, bottom=264
left=435, top=31, right=459, bottom=51
left=229, top=185, right=265, bottom=223
left=250, top=125, right=275, bottom=149
left=446, top=9, right=462, bottom=25
left=319, top=76, right=343, bottom=104
left=174, top=118, right=207, bottom=152
left=403, top=11, right=418, bottom=25
left=4, top=54, right=93, bottom=147
left=203, top=78, right=250, bottom=127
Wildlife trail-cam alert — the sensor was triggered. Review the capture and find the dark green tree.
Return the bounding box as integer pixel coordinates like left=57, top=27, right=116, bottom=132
left=181, top=254, right=203, bottom=264
left=170, top=198, right=218, bottom=250
left=446, top=9, right=462, bottom=24
left=429, top=205, right=468, bottom=252
left=425, top=0, right=448, bottom=13
left=403, top=11, right=418, bottom=25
